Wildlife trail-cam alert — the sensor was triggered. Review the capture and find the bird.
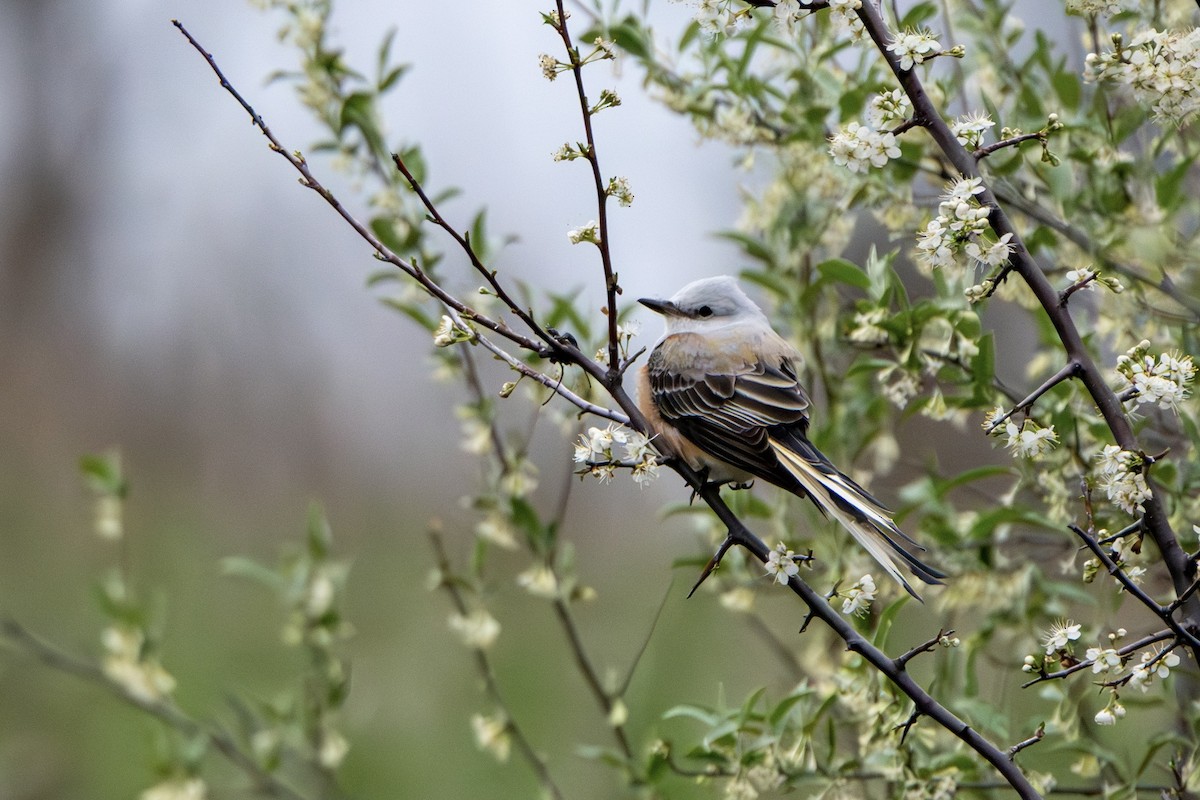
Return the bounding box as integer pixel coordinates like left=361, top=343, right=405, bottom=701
left=637, top=275, right=945, bottom=599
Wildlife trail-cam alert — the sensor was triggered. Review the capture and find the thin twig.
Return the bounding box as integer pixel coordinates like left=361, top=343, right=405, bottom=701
left=894, top=629, right=955, bottom=671
left=1006, top=724, right=1045, bottom=760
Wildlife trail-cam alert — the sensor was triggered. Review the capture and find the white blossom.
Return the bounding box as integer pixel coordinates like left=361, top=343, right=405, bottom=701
left=1116, top=340, right=1195, bottom=412
left=841, top=574, right=878, bottom=616
left=102, top=626, right=176, bottom=704
left=1043, top=619, right=1082, bottom=655
left=951, top=111, right=995, bottom=148
left=516, top=564, right=560, bottom=599
left=772, top=0, right=803, bottom=35
left=472, top=713, right=511, bottom=762
left=829, top=122, right=901, bottom=172
left=538, top=53, right=560, bottom=81
left=607, top=176, right=635, bottom=207
left=1094, top=445, right=1152, bottom=514
left=765, top=542, right=801, bottom=585
left=141, top=778, right=208, bottom=800
left=1066, top=0, right=1125, bottom=15
left=1094, top=703, right=1126, bottom=725
left=867, top=89, right=911, bottom=129
left=1087, top=29, right=1200, bottom=126
left=567, top=220, right=601, bottom=245
left=887, top=28, right=942, bottom=70
left=1003, top=419, right=1058, bottom=458
left=1086, top=646, right=1123, bottom=674
left=827, top=0, right=865, bottom=38
left=1128, top=648, right=1181, bottom=692
left=848, top=308, right=890, bottom=344
left=448, top=609, right=501, bottom=649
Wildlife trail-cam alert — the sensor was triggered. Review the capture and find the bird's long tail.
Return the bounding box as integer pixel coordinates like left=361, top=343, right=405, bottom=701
left=768, top=432, right=945, bottom=600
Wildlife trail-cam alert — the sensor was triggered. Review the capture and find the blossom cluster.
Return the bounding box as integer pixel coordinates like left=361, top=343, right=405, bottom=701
left=101, top=626, right=176, bottom=704
left=1086, top=29, right=1200, bottom=126
left=1127, top=647, right=1181, bottom=692
left=887, top=28, right=942, bottom=70
left=949, top=111, right=995, bottom=149
left=573, top=423, right=660, bottom=486
left=683, top=0, right=742, bottom=37
left=915, top=177, right=1013, bottom=272
left=1094, top=445, right=1152, bottom=514
left=828, top=121, right=901, bottom=173
left=866, top=89, right=911, bottom=129
left=1116, top=339, right=1196, bottom=412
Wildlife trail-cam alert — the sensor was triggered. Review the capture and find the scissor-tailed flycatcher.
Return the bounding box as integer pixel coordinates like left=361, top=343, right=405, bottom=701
left=638, top=275, right=944, bottom=599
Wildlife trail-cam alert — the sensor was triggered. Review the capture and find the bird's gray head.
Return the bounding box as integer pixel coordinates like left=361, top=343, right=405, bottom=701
left=638, top=276, right=768, bottom=331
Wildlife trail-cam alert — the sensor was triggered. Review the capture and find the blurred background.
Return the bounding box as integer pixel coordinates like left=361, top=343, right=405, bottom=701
left=0, top=2, right=780, bottom=797
left=0, top=1, right=1054, bottom=798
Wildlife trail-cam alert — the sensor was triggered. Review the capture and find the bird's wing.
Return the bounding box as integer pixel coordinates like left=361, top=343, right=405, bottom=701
left=646, top=332, right=810, bottom=480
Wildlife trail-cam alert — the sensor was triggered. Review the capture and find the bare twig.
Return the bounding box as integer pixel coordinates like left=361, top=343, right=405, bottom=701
left=1006, top=724, right=1045, bottom=760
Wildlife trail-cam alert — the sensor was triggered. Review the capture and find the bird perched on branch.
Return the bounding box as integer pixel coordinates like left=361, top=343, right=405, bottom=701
left=638, top=275, right=944, bottom=599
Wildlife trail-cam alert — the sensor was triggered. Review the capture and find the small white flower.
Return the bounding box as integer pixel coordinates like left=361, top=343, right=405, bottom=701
left=318, top=728, right=350, bottom=769
left=472, top=713, right=511, bottom=762
left=607, top=176, right=635, bottom=207
left=500, top=458, right=539, bottom=498
left=475, top=513, right=518, bottom=549
left=765, top=542, right=801, bottom=585
left=141, top=778, right=208, bottom=800
left=631, top=459, right=661, bottom=487
left=951, top=111, right=995, bottom=148
left=1065, top=267, right=1098, bottom=290
left=1094, top=707, right=1117, bottom=725
left=848, top=308, right=890, bottom=344
left=1003, top=419, right=1058, bottom=458
left=1086, top=646, right=1123, bottom=675
left=867, top=89, right=911, bottom=129
left=1043, top=619, right=1082, bottom=655
left=102, top=626, right=176, bottom=704
left=516, top=565, right=559, bottom=599
left=433, top=315, right=473, bottom=347
left=841, top=574, right=878, bottom=617
left=448, top=609, right=501, bottom=649
left=772, top=0, right=803, bottom=35
left=538, top=53, right=560, bottom=81
left=567, top=220, right=601, bottom=245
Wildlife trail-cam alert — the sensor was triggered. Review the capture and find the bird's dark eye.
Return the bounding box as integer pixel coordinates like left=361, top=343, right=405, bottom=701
left=697, top=305, right=713, bottom=318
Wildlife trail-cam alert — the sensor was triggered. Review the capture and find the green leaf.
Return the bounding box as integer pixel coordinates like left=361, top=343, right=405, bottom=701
left=816, top=259, right=871, bottom=289
left=80, top=451, right=125, bottom=497
left=307, top=502, right=333, bottom=559
left=221, top=556, right=286, bottom=592
left=339, top=92, right=388, bottom=161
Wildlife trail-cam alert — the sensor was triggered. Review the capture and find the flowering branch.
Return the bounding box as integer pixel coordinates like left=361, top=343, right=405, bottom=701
left=852, top=0, right=1197, bottom=661
left=983, top=361, right=1080, bottom=434
left=1021, top=628, right=1174, bottom=687
left=427, top=530, right=566, bottom=800
left=1, top=618, right=311, bottom=800
left=547, top=2, right=622, bottom=374
left=1068, top=522, right=1200, bottom=651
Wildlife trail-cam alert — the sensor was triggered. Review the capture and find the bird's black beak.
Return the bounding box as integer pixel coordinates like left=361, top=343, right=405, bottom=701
left=638, top=297, right=676, bottom=315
